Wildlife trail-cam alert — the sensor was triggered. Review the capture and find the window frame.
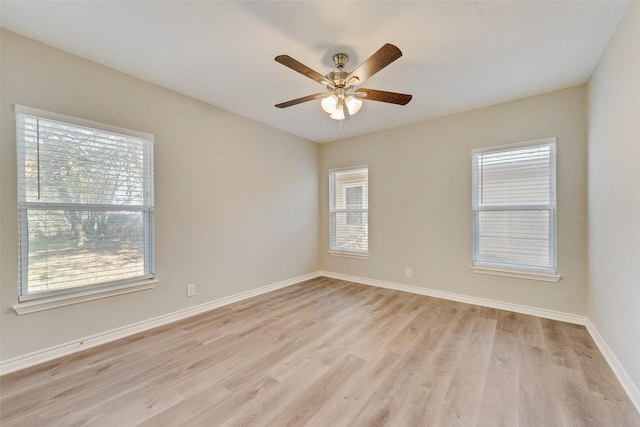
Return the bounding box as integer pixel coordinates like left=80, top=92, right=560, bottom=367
left=329, top=165, right=369, bottom=258
left=471, top=137, right=561, bottom=282
left=14, top=105, right=157, bottom=311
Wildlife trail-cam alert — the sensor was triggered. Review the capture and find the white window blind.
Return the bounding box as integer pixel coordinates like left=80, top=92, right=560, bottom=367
left=330, top=166, right=368, bottom=254
left=472, top=138, right=557, bottom=274
left=16, top=105, right=155, bottom=301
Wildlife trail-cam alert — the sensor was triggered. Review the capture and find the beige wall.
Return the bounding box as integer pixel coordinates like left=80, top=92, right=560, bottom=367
left=319, top=86, right=588, bottom=315
left=588, top=2, right=640, bottom=391
left=0, top=30, right=319, bottom=361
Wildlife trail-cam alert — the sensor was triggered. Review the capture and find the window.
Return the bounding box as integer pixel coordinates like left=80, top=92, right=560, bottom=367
left=471, top=138, right=559, bottom=281
left=329, top=166, right=368, bottom=256
left=16, top=105, right=155, bottom=302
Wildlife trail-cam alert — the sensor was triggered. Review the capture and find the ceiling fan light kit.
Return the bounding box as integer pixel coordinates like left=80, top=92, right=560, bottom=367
left=275, top=43, right=412, bottom=121
left=321, top=92, right=362, bottom=119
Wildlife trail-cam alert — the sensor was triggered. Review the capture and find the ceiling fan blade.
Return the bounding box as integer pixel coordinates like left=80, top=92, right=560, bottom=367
left=275, top=55, right=332, bottom=87
left=345, top=43, right=403, bottom=86
left=356, top=89, right=413, bottom=105
left=275, top=93, right=326, bottom=108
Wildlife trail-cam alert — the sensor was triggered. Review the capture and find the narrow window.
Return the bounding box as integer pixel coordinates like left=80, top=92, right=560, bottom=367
left=472, top=138, right=557, bottom=277
left=329, top=166, right=368, bottom=255
left=16, top=105, right=155, bottom=301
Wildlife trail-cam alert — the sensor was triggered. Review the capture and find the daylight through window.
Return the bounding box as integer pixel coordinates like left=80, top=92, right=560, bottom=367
left=16, top=105, right=155, bottom=300
left=329, top=166, right=368, bottom=255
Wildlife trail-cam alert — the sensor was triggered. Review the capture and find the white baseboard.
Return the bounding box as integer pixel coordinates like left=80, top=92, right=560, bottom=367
left=585, top=320, right=640, bottom=413
left=319, top=270, right=587, bottom=325
left=0, top=272, right=320, bottom=376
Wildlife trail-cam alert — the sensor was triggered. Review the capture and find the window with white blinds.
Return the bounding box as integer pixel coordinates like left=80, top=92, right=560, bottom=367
left=329, top=166, right=368, bottom=255
left=472, top=138, right=557, bottom=276
left=16, top=105, right=155, bottom=301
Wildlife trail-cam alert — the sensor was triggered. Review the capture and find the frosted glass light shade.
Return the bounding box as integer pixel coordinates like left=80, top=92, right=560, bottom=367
left=321, top=95, right=338, bottom=113
left=345, top=96, right=362, bottom=115
left=330, top=104, right=345, bottom=120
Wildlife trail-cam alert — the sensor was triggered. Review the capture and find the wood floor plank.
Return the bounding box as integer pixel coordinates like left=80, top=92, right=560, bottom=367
left=347, top=304, right=475, bottom=425
left=261, top=354, right=366, bottom=426
left=219, top=360, right=333, bottom=426
left=347, top=293, right=422, bottom=361
left=519, top=344, right=564, bottom=427
left=264, top=318, right=364, bottom=379
left=383, top=297, right=441, bottom=356
left=438, top=317, right=497, bottom=426
left=476, top=314, right=521, bottom=427
left=414, top=304, right=485, bottom=424
left=219, top=320, right=336, bottom=392
left=304, top=350, right=402, bottom=427
left=50, top=381, right=185, bottom=427
left=137, top=375, right=272, bottom=426
left=541, top=317, right=582, bottom=369
left=1, top=277, right=638, bottom=426
left=548, top=363, right=613, bottom=427
left=1, top=338, right=205, bottom=424
left=385, top=301, right=468, bottom=425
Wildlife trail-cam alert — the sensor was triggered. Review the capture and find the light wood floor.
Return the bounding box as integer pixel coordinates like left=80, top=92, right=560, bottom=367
left=1, top=277, right=639, bottom=426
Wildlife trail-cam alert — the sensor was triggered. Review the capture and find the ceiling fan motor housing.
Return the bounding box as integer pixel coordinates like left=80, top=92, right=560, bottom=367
left=326, top=70, right=349, bottom=88
left=327, top=53, right=360, bottom=89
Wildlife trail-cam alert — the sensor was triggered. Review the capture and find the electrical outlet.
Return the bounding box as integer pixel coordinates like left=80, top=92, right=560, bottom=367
left=405, top=268, right=412, bottom=278
left=187, top=284, right=196, bottom=297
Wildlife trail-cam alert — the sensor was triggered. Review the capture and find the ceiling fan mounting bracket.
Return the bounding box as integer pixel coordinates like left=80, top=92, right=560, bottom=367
left=332, top=53, right=349, bottom=69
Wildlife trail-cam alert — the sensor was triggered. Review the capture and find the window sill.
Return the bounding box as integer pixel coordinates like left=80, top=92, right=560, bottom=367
left=328, top=250, right=369, bottom=260
left=471, top=265, right=561, bottom=283
left=13, top=279, right=158, bottom=315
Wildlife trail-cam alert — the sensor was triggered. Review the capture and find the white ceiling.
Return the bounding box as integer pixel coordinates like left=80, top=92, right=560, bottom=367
left=0, top=1, right=629, bottom=143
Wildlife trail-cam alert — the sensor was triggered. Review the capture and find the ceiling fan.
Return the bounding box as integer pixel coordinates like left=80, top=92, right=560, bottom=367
left=274, top=43, right=412, bottom=120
